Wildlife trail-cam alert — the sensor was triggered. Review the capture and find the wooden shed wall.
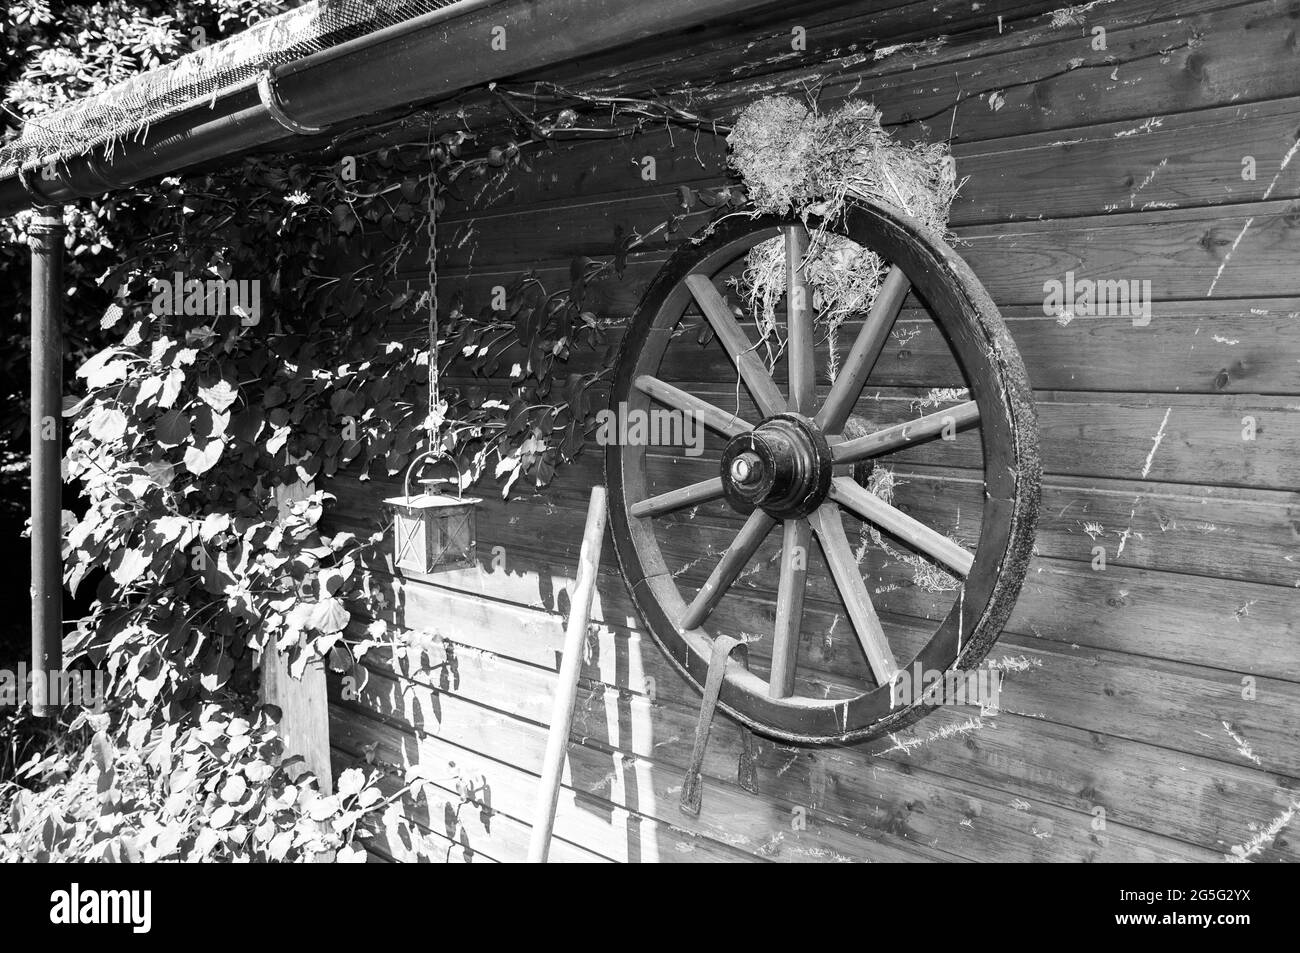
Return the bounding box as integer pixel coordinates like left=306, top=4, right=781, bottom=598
left=324, top=0, right=1300, bottom=862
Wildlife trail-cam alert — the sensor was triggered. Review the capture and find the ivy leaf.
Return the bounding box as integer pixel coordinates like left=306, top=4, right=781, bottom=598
left=88, top=407, right=129, bottom=443
left=169, top=766, right=198, bottom=796
left=122, top=321, right=145, bottom=348
left=268, top=830, right=294, bottom=861
left=536, top=455, right=557, bottom=486
left=210, top=804, right=235, bottom=829
left=265, top=425, right=291, bottom=456
left=183, top=439, right=224, bottom=475
left=199, top=651, right=234, bottom=691
left=78, top=350, right=130, bottom=389
left=307, top=795, right=341, bottom=821
left=199, top=378, right=239, bottom=413
left=100, top=303, right=125, bottom=329
left=155, top=408, right=191, bottom=447
left=295, top=455, right=321, bottom=483
left=91, top=731, right=114, bottom=772
left=283, top=601, right=316, bottom=638
left=150, top=337, right=177, bottom=364
left=337, top=768, right=366, bottom=799
left=308, top=596, right=350, bottom=635
left=136, top=664, right=167, bottom=703
left=562, top=419, right=583, bottom=457
left=319, top=566, right=352, bottom=596
left=63, top=392, right=96, bottom=419
left=159, top=368, right=185, bottom=409
left=193, top=827, right=220, bottom=858
left=135, top=375, right=163, bottom=408
left=192, top=405, right=230, bottom=441
left=109, top=547, right=151, bottom=586
left=152, top=515, right=191, bottom=545
left=328, top=644, right=352, bottom=672
left=144, top=460, right=175, bottom=489
left=199, top=512, right=231, bottom=542
left=220, top=775, right=248, bottom=803
left=499, top=457, right=522, bottom=498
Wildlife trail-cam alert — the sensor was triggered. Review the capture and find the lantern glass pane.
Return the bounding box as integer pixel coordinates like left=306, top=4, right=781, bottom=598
left=393, top=510, right=429, bottom=573
left=421, top=508, right=471, bottom=570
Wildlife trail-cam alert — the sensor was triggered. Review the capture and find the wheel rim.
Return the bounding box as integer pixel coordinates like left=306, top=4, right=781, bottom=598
left=606, top=198, right=1041, bottom=743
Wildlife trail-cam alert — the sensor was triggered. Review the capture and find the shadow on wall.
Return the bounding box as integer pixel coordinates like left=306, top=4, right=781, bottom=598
left=326, top=510, right=666, bottom=863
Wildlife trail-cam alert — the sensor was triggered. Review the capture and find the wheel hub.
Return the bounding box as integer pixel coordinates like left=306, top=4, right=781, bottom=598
left=721, top=413, right=833, bottom=519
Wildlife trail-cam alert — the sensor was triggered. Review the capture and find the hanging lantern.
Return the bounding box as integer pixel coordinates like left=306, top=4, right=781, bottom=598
left=384, top=450, right=480, bottom=574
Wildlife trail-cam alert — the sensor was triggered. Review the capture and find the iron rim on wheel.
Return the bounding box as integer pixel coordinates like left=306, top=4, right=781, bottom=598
left=606, top=197, right=1041, bottom=744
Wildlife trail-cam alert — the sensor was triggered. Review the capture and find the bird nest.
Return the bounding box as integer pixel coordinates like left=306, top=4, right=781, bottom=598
left=725, top=96, right=959, bottom=349
left=734, top=230, right=888, bottom=342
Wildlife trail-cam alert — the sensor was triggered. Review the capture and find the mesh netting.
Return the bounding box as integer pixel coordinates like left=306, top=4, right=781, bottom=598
left=0, top=0, right=470, bottom=178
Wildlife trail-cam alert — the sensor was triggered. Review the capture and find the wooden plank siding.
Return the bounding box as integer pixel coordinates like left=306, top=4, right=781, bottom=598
left=324, top=0, right=1300, bottom=862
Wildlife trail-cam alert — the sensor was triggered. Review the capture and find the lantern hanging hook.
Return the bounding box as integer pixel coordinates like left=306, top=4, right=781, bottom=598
left=402, top=448, right=463, bottom=502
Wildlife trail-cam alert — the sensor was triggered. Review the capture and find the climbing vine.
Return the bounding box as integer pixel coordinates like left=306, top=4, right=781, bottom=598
left=4, top=29, right=749, bottom=854
left=54, top=136, right=623, bottom=721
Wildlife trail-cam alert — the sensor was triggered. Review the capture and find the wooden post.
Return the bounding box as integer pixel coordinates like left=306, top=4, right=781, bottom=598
left=261, top=644, right=333, bottom=862
left=29, top=206, right=64, bottom=716
left=260, top=646, right=332, bottom=793
left=527, top=485, right=607, bottom=863
left=262, top=481, right=332, bottom=793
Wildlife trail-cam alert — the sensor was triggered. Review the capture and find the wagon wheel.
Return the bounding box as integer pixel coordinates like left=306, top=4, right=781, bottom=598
left=606, top=196, right=1040, bottom=743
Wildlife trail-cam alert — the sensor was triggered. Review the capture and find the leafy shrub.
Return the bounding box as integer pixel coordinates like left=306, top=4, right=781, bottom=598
left=1, top=703, right=389, bottom=862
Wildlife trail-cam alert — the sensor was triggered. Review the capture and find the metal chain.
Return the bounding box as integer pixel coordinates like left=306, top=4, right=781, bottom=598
left=425, top=144, right=439, bottom=452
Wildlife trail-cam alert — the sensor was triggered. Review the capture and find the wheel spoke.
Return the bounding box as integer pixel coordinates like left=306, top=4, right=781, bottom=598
left=685, top=273, right=787, bottom=418
left=680, top=508, right=776, bottom=630
left=630, top=477, right=725, bottom=518
left=784, top=226, right=815, bottom=415
left=635, top=374, right=754, bottom=439
left=815, top=265, right=910, bottom=433
left=829, top=477, right=974, bottom=576
left=769, top=518, right=810, bottom=698
left=809, top=503, right=898, bottom=686
left=831, top=399, right=979, bottom=465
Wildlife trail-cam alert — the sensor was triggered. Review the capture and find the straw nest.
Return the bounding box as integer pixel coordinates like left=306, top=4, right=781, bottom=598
left=728, top=95, right=957, bottom=231
left=726, top=95, right=958, bottom=347
left=735, top=230, right=888, bottom=342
